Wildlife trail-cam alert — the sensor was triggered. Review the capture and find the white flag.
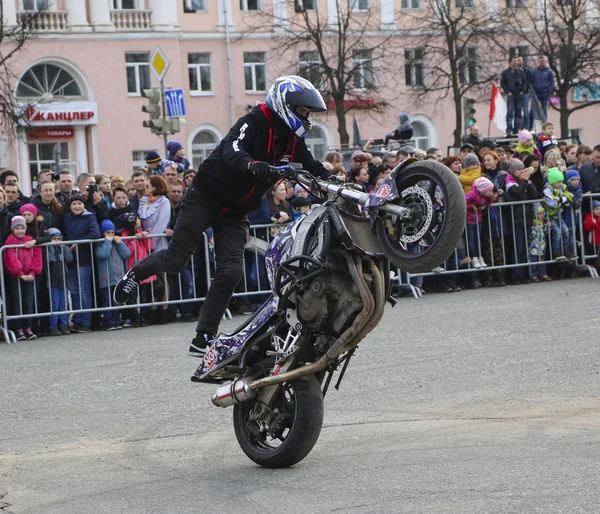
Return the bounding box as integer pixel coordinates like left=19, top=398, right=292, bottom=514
left=489, top=84, right=507, bottom=134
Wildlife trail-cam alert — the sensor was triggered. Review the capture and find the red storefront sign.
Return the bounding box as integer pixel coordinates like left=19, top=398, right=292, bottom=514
left=17, top=101, right=98, bottom=126
left=25, top=107, right=94, bottom=122
left=29, top=128, right=74, bottom=139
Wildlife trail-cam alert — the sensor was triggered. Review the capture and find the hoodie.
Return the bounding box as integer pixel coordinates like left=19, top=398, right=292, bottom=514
left=395, top=113, right=413, bottom=140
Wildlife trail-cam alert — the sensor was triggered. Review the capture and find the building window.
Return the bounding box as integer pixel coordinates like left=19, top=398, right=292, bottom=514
left=132, top=150, right=157, bottom=174
left=17, top=63, right=82, bottom=98
left=295, top=0, right=316, bottom=11
left=113, top=0, right=136, bottom=8
left=411, top=121, right=430, bottom=150
left=305, top=125, right=327, bottom=161
left=353, top=50, right=375, bottom=90
left=184, top=0, right=207, bottom=12
left=349, top=0, right=369, bottom=10
left=568, top=128, right=582, bottom=143
left=456, top=0, right=474, bottom=6
left=125, top=52, right=150, bottom=96
left=29, top=142, right=71, bottom=190
left=506, top=0, right=526, bottom=7
left=244, top=52, right=267, bottom=92
left=509, top=45, right=530, bottom=66
left=401, top=0, right=422, bottom=7
left=22, top=0, right=48, bottom=10
left=192, top=131, right=219, bottom=169
left=458, top=47, right=478, bottom=84
left=240, top=0, right=262, bottom=11
left=299, top=51, right=324, bottom=89
left=405, top=48, right=424, bottom=87
left=188, top=53, right=212, bottom=93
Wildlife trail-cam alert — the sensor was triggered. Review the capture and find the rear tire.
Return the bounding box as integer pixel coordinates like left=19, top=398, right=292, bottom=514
left=233, top=361, right=324, bottom=468
left=376, top=160, right=465, bottom=273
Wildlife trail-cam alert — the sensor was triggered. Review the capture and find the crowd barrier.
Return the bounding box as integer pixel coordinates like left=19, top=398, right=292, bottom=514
left=1, top=195, right=598, bottom=342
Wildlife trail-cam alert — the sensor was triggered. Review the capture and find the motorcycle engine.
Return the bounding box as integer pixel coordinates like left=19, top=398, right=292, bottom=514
left=296, top=261, right=366, bottom=337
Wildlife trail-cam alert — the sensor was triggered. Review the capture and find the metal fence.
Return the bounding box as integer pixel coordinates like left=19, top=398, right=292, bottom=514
left=1, top=196, right=598, bottom=343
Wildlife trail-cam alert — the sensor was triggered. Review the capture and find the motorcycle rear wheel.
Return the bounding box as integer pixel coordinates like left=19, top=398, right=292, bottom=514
left=376, top=160, right=466, bottom=273
left=233, top=360, right=324, bottom=468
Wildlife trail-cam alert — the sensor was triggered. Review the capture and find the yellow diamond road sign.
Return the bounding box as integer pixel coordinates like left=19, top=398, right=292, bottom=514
left=151, top=46, right=170, bottom=82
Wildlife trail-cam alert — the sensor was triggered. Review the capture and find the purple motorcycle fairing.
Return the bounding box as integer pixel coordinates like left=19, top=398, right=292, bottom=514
left=194, top=296, right=279, bottom=378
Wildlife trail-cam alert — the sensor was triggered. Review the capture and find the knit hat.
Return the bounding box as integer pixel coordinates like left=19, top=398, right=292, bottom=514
left=507, top=158, right=525, bottom=175
left=351, top=150, right=368, bottom=161
left=592, top=200, right=600, bottom=211
left=473, top=177, right=494, bottom=193
left=565, top=169, right=580, bottom=184
left=69, top=193, right=85, bottom=206
left=47, top=227, right=62, bottom=238
left=536, top=206, right=546, bottom=216
left=398, top=112, right=410, bottom=122
left=460, top=143, right=475, bottom=152
left=518, top=130, right=533, bottom=143
left=294, top=184, right=310, bottom=195
left=166, top=141, right=183, bottom=157
left=100, top=219, right=116, bottom=234
left=547, top=167, right=564, bottom=185
left=291, top=196, right=312, bottom=208
left=463, top=154, right=480, bottom=168
left=11, top=215, right=26, bottom=231
left=19, top=203, right=38, bottom=217
left=479, top=139, right=497, bottom=150
left=145, top=151, right=161, bottom=165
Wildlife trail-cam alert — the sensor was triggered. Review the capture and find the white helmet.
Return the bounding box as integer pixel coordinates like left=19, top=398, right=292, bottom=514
left=265, top=75, right=327, bottom=138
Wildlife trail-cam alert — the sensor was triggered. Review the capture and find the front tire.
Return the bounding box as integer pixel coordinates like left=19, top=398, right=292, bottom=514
left=376, top=160, right=466, bottom=273
left=233, top=361, right=324, bottom=468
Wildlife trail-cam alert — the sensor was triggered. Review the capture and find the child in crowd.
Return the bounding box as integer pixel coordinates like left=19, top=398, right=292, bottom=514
left=535, top=122, right=558, bottom=159
left=458, top=154, right=483, bottom=193
left=46, top=227, right=73, bottom=336
left=563, top=170, right=583, bottom=230
left=582, top=200, right=600, bottom=260
left=291, top=196, right=312, bottom=217
left=3, top=216, right=42, bottom=340
left=63, top=193, right=101, bottom=333
left=542, top=168, right=578, bottom=260
left=465, top=177, right=495, bottom=269
left=20, top=203, right=49, bottom=247
left=529, top=207, right=552, bottom=282
left=513, top=130, right=543, bottom=160
left=95, top=220, right=131, bottom=331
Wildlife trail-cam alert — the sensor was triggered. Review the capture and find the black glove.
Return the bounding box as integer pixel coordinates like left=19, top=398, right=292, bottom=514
left=248, top=161, right=274, bottom=181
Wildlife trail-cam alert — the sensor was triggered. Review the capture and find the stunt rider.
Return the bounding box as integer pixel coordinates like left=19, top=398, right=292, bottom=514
left=113, top=76, right=332, bottom=357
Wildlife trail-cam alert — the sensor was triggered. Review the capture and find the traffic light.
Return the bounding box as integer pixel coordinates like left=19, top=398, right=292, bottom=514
left=464, top=97, right=476, bottom=128
left=141, top=87, right=164, bottom=134
left=167, top=117, right=186, bottom=134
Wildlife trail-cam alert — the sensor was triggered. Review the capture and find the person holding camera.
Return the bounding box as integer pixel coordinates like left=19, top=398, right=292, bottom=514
left=76, top=173, right=109, bottom=223
left=501, top=56, right=528, bottom=137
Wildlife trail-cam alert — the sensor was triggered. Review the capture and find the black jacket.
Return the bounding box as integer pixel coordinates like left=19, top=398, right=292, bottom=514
left=32, top=197, right=64, bottom=233
left=193, top=104, right=329, bottom=216
left=0, top=207, right=13, bottom=245
left=109, top=203, right=138, bottom=234
left=579, top=162, right=600, bottom=193
left=501, top=67, right=528, bottom=95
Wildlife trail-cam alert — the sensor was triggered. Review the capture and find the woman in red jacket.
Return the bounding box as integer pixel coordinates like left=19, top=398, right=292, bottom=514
left=3, top=216, right=42, bottom=340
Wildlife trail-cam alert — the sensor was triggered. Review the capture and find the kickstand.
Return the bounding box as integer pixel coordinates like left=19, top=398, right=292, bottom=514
left=334, top=348, right=356, bottom=391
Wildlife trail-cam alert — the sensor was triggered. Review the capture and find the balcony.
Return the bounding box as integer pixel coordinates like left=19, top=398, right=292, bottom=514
left=17, top=10, right=68, bottom=31
left=110, top=9, right=152, bottom=30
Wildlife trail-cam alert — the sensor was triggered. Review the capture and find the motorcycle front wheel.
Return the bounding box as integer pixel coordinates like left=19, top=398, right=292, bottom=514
left=376, top=160, right=466, bottom=274
left=233, top=360, right=324, bottom=468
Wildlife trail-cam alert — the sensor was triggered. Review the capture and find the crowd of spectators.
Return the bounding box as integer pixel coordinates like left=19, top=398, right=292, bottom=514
left=1, top=124, right=600, bottom=340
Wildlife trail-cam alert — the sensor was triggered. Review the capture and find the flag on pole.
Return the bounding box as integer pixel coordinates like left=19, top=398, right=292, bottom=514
left=489, top=84, right=507, bottom=134
left=352, top=114, right=362, bottom=148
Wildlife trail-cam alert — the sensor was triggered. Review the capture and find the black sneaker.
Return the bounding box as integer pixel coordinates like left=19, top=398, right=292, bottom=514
left=113, top=268, right=140, bottom=305
left=189, top=331, right=214, bottom=357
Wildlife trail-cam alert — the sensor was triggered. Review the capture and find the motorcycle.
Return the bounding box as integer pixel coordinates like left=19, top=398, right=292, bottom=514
left=191, top=158, right=466, bottom=468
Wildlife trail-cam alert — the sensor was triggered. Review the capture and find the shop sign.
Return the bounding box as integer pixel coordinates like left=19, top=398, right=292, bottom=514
left=17, top=101, right=98, bottom=126
left=29, top=128, right=74, bottom=139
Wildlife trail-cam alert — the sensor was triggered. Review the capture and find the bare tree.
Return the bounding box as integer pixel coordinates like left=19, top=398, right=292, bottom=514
left=401, top=0, right=503, bottom=146
left=0, top=6, right=43, bottom=138
left=239, top=2, right=404, bottom=146
left=496, top=0, right=600, bottom=138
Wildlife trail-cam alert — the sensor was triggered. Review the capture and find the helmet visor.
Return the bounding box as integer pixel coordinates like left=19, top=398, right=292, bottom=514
left=286, top=88, right=327, bottom=113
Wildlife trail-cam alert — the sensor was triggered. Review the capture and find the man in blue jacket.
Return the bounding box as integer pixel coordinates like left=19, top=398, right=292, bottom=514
left=114, top=76, right=331, bottom=357
left=530, top=56, right=555, bottom=121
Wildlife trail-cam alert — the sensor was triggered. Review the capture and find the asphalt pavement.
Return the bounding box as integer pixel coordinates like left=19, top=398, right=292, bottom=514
left=1, top=278, right=599, bottom=514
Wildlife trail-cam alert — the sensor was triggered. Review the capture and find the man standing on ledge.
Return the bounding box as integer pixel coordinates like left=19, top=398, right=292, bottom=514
left=113, top=76, right=331, bottom=357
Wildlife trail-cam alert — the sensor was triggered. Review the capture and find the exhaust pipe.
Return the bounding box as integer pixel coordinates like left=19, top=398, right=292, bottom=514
left=211, top=378, right=257, bottom=408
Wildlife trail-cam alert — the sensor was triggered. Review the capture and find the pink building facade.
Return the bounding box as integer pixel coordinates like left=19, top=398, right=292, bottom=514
left=1, top=0, right=598, bottom=195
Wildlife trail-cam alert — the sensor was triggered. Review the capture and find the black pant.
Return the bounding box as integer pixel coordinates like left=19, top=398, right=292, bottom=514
left=132, top=187, right=249, bottom=335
